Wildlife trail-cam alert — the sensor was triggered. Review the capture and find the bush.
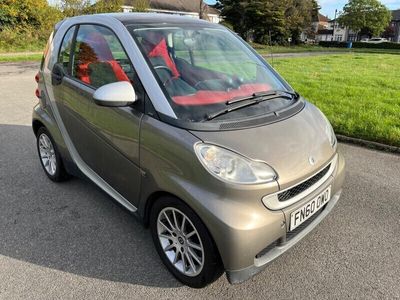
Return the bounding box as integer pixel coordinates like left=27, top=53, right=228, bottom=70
left=319, top=40, right=400, bottom=49
left=319, top=41, right=348, bottom=48
left=352, top=42, right=400, bottom=49
left=0, top=0, right=62, bottom=52
left=0, top=26, right=47, bottom=52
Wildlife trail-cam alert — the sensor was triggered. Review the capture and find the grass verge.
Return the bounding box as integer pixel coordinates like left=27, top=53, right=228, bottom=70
left=250, top=44, right=400, bottom=55
left=0, top=53, right=42, bottom=62
left=271, top=53, right=400, bottom=147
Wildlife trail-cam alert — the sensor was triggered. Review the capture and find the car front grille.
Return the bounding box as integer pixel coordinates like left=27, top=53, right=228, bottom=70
left=278, top=164, right=331, bottom=202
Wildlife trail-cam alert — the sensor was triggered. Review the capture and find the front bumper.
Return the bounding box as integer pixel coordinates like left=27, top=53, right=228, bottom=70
left=227, top=189, right=342, bottom=283
left=225, top=151, right=345, bottom=284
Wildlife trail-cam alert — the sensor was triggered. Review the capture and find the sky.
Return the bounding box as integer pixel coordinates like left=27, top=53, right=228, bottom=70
left=204, top=0, right=400, bottom=18
left=317, top=0, right=400, bottom=18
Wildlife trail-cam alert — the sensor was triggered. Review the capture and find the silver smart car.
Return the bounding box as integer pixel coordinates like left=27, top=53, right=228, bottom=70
left=33, top=13, right=345, bottom=288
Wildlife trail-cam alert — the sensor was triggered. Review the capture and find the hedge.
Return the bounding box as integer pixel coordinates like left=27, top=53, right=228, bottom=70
left=319, top=41, right=400, bottom=49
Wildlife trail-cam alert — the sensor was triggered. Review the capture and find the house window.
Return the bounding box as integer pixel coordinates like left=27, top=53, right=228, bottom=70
left=348, top=34, right=357, bottom=42
left=335, top=35, right=343, bottom=41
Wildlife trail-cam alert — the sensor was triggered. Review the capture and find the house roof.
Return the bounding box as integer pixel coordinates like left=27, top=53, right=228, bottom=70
left=123, top=0, right=220, bottom=15
left=392, top=9, right=400, bottom=21
left=318, top=13, right=330, bottom=22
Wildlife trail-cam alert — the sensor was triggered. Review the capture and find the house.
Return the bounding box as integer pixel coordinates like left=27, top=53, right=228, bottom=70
left=121, top=0, right=221, bottom=24
left=316, top=29, right=334, bottom=42
left=315, top=18, right=357, bottom=42
left=301, top=13, right=330, bottom=42
left=330, top=19, right=358, bottom=42
left=315, top=9, right=400, bottom=43
left=390, top=9, right=400, bottom=43
left=314, top=13, right=330, bottom=31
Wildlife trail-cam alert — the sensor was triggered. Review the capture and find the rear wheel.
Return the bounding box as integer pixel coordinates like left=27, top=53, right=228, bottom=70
left=36, top=127, right=69, bottom=182
left=150, top=196, right=223, bottom=288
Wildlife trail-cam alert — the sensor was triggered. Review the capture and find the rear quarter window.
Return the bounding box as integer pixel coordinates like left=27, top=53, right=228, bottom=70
left=41, top=32, right=54, bottom=70
left=58, top=26, right=77, bottom=74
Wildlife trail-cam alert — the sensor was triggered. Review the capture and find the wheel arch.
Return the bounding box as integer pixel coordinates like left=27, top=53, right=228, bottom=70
left=143, top=191, right=179, bottom=227
left=32, top=119, right=45, bottom=136
left=143, top=190, right=224, bottom=268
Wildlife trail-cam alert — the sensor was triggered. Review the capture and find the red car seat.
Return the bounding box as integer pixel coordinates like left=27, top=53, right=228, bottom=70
left=142, top=31, right=180, bottom=78
left=75, top=31, right=130, bottom=85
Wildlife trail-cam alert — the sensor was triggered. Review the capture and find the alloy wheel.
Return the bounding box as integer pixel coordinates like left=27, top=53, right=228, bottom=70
left=38, top=133, right=57, bottom=176
left=157, top=207, right=205, bottom=277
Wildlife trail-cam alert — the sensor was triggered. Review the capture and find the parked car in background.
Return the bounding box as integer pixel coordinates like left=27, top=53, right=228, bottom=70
left=362, top=37, right=389, bottom=43
left=304, top=38, right=317, bottom=44
left=32, top=13, right=345, bottom=288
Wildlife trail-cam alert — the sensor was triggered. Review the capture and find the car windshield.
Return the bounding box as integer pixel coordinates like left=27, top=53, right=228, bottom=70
left=127, top=24, right=294, bottom=122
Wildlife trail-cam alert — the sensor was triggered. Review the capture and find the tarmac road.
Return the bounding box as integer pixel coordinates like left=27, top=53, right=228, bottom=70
left=0, top=62, right=399, bottom=299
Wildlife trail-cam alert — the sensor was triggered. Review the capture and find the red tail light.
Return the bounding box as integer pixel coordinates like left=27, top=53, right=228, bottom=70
left=35, top=72, right=40, bottom=98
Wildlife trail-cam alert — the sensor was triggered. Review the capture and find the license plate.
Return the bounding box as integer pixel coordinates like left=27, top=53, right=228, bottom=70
left=290, top=186, right=331, bottom=231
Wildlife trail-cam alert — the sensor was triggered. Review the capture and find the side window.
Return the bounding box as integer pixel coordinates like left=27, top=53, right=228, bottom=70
left=72, top=25, right=135, bottom=89
left=58, top=26, right=76, bottom=74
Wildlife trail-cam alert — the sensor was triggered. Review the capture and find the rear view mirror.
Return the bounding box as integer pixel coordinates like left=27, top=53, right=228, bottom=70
left=183, top=38, right=196, bottom=49
left=93, top=81, right=136, bottom=107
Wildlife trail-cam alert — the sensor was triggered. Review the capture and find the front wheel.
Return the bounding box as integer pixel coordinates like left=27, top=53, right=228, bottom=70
left=150, top=196, right=223, bottom=288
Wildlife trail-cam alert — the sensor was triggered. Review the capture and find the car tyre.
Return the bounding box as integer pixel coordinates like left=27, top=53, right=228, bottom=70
left=36, top=127, right=69, bottom=182
left=150, top=196, right=223, bottom=288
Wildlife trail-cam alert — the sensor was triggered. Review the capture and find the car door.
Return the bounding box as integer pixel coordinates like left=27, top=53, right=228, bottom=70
left=53, top=24, right=143, bottom=206
left=53, top=25, right=99, bottom=173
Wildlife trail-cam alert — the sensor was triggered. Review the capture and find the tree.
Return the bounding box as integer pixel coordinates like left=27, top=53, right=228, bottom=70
left=338, top=0, right=391, bottom=37
left=60, top=0, right=126, bottom=16
left=0, top=0, right=62, bottom=40
left=199, top=0, right=208, bottom=20
left=0, top=0, right=59, bottom=28
left=382, top=25, right=396, bottom=39
left=85, top=0, right=123, bottom=14
left=247, top=0, right=287, bottom=43
left=285, top=0, right=316, bottom=43
left=59, top=0, right=91, bottom=17
left=216, top=0, right=247, bottom=38
left=126, top=0, right=149, bottom=12
left=216, top=0, right=316, bottom=44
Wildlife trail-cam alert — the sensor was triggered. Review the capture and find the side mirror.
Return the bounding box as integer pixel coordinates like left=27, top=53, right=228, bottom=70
left=93, top=81, right=137, bottom=107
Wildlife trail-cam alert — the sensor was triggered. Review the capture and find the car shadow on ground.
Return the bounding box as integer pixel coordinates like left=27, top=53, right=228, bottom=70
left=0, top=124, right=183, bottom=288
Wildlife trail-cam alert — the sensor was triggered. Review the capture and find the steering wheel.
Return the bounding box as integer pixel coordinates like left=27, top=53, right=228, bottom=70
left=154, top=65, right=175, bottom=86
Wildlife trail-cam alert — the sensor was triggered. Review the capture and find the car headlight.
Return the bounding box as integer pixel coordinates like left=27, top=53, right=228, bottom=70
left=324, top=119, right=337, bottom=148
left=194, top=143, right=277, bottom=184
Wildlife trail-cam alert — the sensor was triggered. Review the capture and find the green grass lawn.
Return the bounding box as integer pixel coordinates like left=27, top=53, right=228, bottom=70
left=271, top=53, right=400, bottom=147
left=251, top=44, right=400, bottom=55
left=0, top=53, right=42, bottom=62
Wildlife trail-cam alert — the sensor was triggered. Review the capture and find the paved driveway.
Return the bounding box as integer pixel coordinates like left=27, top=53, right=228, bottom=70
left=0, top=62, right=399, bottom=299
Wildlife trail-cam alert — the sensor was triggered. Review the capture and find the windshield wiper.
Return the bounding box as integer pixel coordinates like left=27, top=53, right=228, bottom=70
left=206, top=90, right=299, bottom=121
left=226, top=90, right=299, bottom=105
